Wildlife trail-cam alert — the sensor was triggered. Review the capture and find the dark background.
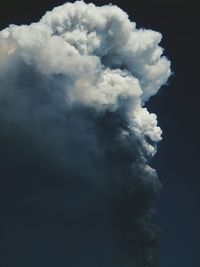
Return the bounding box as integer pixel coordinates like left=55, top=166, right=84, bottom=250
left=0, top=1, right=199, bottom=266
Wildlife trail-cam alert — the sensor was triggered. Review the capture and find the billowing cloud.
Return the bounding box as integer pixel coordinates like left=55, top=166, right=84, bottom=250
left=0, top=1, right=171, bottom=266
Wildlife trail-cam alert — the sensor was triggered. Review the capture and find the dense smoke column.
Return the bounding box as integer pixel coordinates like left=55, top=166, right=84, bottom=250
left=94, top=109, right=162, bottom=267
left=0, top=1, right=171, bottom=267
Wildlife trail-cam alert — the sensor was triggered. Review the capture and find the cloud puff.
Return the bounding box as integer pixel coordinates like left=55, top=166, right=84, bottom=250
left=0, top=1, right=171, bottom=266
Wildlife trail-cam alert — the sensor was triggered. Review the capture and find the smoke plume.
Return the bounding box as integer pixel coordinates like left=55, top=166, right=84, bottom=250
left=0, top=1, right=171, bottom=266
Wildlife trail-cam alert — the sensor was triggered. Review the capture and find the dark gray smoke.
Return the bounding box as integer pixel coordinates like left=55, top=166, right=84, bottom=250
left=0, top=1, right=171, bottom=266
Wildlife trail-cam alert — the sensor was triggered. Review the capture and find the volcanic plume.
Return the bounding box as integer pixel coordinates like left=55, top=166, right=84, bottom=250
left=0, top=1, right=171, bottom=266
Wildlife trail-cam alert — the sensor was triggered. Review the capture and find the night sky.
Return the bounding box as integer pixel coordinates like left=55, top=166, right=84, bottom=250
left=0, top=1, right=199, bottom=267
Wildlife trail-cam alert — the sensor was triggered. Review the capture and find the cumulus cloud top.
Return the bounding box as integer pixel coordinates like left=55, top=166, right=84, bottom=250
left=0, top=0, right=170, bottom=156
left=0, top=2, right=171, bottom=266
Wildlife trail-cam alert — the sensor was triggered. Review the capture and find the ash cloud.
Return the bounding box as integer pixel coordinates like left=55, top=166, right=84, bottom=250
left=0, top=1, right=171, bottom=267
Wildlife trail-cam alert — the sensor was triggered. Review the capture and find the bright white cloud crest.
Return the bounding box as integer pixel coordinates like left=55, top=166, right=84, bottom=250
left=0, top=1, right=171, bottom=157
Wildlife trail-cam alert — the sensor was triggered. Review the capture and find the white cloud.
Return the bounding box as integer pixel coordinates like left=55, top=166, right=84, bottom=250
left=0, top=1, right=171, bottom=157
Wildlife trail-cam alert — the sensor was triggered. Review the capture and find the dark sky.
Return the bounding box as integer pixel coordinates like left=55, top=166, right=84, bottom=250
left=0, top=1, right=199, bottom=267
